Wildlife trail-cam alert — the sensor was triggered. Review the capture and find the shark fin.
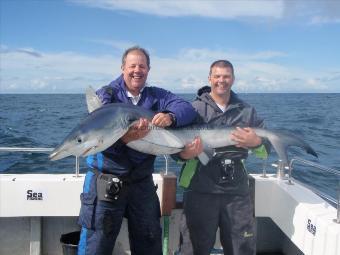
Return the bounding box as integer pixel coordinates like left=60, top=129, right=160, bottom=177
left=85, top=86, right=103, bottom=113
left=259, top=129, right=318, bottom=164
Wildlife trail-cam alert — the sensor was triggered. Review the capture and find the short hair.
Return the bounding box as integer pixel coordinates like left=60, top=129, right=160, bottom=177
left=209, top=60, right=234, bottom=76
left=121, top=46, right=150, bottom=69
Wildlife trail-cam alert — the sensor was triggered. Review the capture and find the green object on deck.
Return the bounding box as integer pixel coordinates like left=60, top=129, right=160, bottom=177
left=163, top=216, right=170, bottom=255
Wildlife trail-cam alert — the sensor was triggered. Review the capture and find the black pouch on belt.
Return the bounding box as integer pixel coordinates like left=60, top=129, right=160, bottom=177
left=96, top=173, right=123, bottom=202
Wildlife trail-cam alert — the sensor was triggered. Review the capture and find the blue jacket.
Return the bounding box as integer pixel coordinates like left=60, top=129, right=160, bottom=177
left=87, top=75, right=197, bottom=181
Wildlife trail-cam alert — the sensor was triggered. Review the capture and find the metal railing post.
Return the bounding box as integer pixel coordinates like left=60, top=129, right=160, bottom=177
left=261, top=158, right=268, bottom=178
left=163, top=155, right=169, bottom=175
left=334, top=182, right=340, bottom=224
left=75, top=156, right=80, bottom=177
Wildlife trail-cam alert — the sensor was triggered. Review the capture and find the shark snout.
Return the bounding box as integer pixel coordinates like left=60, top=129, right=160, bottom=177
left=49, top=138, right=103, bottom=161
left=49, top=145, right=71, bottom=161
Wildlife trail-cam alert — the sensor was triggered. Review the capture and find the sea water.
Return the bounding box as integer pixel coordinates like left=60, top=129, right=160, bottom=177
left=1, top=93, right=339, bottom=199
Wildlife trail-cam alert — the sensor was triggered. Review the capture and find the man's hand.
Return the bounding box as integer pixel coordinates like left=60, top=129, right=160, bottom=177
left=151, top=113, right=173, bottom=127
left=179, top=136, right=203, bottom=160
left=230, top=127, right=262, bottom=149
left=121, top=118, right=150, bottom=144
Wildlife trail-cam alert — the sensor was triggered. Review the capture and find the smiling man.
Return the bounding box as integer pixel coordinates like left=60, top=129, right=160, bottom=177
left=178, top=60, right=269, bottom=255
left=77, top=46, right=197, bottom=255
left=121, top=48, right=149, bottom=96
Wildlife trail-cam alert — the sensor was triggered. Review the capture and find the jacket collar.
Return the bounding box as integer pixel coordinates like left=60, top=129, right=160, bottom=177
left=198, top=90, right=244, bottom=112
left=111, top=75, right=158, bottom=109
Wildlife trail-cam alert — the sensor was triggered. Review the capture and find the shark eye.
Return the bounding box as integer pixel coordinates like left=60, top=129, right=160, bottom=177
left=77, top=137, right=82, bottom=143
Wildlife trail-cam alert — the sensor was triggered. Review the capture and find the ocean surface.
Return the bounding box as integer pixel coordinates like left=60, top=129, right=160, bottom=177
left=1, top=93, right=340, bottom=200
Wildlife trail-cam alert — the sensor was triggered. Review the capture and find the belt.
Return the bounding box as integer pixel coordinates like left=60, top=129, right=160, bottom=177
left=90, top=168, right=151, bottom=185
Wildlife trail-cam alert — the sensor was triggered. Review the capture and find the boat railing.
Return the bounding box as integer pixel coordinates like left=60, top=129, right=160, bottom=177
left=2, top=147, right=339, bottom=223
left=269, top=157, right=340, bottom=224
left=0, top=147, right=81, bottom=177
left=0, top=147, right=170, bottom=177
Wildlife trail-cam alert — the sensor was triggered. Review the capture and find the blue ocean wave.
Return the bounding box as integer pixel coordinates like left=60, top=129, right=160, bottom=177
left=0, top=93, right=339, bottom=199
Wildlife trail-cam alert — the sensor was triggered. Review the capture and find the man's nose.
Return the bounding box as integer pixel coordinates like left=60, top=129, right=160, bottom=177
left=134, top=65, right=141, bottom=72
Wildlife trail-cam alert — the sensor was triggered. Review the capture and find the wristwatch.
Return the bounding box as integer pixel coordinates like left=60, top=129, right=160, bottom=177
left=168, top=112, right=177, bottom=126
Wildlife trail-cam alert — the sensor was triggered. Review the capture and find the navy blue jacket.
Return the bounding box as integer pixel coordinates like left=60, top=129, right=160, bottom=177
left=87, top=75, right=197, bottom=181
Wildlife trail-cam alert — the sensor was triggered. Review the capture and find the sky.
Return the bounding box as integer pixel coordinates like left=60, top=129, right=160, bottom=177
left=1, top=0, right=340, bottom=93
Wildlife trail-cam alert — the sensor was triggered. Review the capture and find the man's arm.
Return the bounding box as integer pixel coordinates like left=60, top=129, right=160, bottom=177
left=230, top=127, right=262, bottom=148
left=230, top=107, right=270, bottom=158
left=121, top=118, right=150, bottom=144
left=155, top=88, right=197, bottom=127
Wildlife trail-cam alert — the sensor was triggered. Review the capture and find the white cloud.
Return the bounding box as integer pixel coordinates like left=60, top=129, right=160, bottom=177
left=1, top=45, right=339, bottom=93
left=309, top=16, right=340, bottom=25
left=0, top=47, right=121, bottom=93
left=282, top=0, right=340, bottom=25
left=71, top=0, right=284, bottom=19
left=70, top=0, right=340, bottom=24
left=88, top=39, right=136, bottom=51
left=178, top=48, right=286, bottom=62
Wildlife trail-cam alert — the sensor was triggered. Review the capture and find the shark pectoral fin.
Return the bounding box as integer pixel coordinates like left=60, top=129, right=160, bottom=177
left=85, top=86, right=103, bottom=113
left=197, top=143, right=215, bottom=165
left=197, top=153, right=209, bottom=165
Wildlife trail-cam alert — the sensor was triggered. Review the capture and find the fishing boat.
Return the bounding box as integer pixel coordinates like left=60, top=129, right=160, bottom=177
left=0, top=147, right=339, bottom=255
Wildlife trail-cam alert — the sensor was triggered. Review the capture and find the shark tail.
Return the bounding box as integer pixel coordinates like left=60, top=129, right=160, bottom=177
left=258, top=129, right=318, bottom=164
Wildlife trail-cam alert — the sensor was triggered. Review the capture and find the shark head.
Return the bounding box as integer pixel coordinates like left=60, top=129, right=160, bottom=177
left=49, top=105, right=135, bottom=161
left=49, top=126, right=119, bottom=161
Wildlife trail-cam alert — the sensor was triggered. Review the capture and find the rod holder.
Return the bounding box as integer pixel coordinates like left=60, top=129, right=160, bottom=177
left=272, top=160, right=289, bottom=180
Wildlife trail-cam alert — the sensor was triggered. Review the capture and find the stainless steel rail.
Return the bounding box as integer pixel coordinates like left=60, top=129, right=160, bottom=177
left=289, top=157, right=340, bottom=178
left=2, top=147, right=339, bottom=222
left=0, top=147, right=54, bottom=152
left=163, top=155, right=169, bottom=175
left=0, top=147, right=80, bottom=177
left=287, top=157, right=340, bottom=224
left=0, top=147, right=169, bottom=177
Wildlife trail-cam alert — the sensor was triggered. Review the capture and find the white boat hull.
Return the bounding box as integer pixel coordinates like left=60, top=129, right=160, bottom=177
left=0, top=173, right=339, bottom=255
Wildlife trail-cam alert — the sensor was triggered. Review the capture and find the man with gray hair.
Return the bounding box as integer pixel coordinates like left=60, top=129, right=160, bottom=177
left=77, top=46, right=197, bottom=255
